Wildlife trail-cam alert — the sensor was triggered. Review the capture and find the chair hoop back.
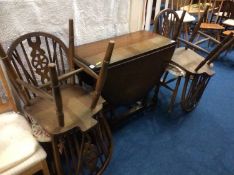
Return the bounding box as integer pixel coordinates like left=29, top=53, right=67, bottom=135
left=7, top=32, right=72, bottom=100
left=189, top=6, right=210, bottom=43
left=153, top=8, right=184, bottom=40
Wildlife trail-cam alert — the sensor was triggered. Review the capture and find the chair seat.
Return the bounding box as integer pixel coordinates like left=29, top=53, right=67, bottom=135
left=166, top=63, right=186, bottom=77
left=200, top=23, right=225, bottom=30
left=223, top=30, right=234, bottom=35
left=171, top=47, right=215, bottom=76
left=0, top=112, right=38, bottom=173
left=1, top=145, right=46, bottom=175
left=25, top=85, right=105, bottom=134
left=223, top=19, right=234, bottom=26
left=176, top=10, right=196, bottom=23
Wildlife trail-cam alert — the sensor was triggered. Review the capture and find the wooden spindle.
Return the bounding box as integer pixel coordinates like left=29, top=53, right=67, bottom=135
left=90, top=40, right=115, bottom=109
left=188, top=5, right=209, bottom=44
left=173, top=10, right=186, bottom=40
left=48, top=63, right=64, bottom=127
left=69, top=19, right=75, bottom=70
left=69, top=19, right=75, bottom=84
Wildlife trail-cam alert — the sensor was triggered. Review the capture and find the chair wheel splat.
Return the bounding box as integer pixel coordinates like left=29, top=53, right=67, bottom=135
left=2, top=19, right=114, bottom=175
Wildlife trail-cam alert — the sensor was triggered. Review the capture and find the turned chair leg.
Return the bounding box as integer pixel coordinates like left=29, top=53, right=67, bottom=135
left=19, top=159, right=50, bottom=175
left=41, top=160, right=50, bottom=175
left=181, top=73, right=211, bottom=112
left=168, top=76, right=181, bottom=112
left=52, top=137, right=63, bottom=175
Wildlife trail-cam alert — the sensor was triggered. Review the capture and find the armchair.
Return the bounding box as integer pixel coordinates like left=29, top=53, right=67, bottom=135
left=1, top=19, right=115, bottom=175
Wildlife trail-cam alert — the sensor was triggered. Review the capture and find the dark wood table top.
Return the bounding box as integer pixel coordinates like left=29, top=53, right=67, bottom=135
left=74, top=30, right=175, bottom=68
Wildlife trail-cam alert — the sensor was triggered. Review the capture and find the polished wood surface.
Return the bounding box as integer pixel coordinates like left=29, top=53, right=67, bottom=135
left=200, top=23, right=224, bottom=30
left=172, top=47, right=215, bottom=75
left=75, top=31, right=175, bottom=68
left=223, top=30, right=234, bottom=35
left=24, top=85, right=103, bottom=134
left=75, top=31, right=176, bottom=107
left=19, top=159, right=50, bottom=175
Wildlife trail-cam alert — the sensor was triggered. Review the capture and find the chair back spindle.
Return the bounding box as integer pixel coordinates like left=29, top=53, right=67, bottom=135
left=7, top=32, right=72, bottom=101
left=68, top=19, right=75, bottom=70
left=154, top=9, right=186, bottom=40
left=189, top=6, right=210, bottom=43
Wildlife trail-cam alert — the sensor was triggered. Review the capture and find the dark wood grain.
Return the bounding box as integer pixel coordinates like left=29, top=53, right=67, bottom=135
left=74, top=31, right=176, bottom=111
left=75, top=31, right=174, bottom=68
left=153, top=8, right=185, bottom=41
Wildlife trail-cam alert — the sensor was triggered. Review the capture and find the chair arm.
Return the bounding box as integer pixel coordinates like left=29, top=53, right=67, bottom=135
left=16, top=79, right=53, bottom=100
left=198, top=31, right=221, bottom=44
left=178, top=37, right=210, bottom=54
left=39, top=68, right=84, bottom=88
left=73, top=57, right=98, bottom=79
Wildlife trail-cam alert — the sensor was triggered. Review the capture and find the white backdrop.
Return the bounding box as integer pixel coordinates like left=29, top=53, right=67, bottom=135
left=0, top=0, right=130, bottom=49
left=0, top=0, right=167, bottom=50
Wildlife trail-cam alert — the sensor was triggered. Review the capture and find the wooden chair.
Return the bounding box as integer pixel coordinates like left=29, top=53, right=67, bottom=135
left=153, top=8, right=186, bottom=112
left=0, top=52, right=50, bottom=175
left=1, top=19, right=115, bottom=175
left=199, top=1, right=226, bottom=40
left=212, top=0, right=233, bottom=22
left=171, top=32, right=234, bottom=111
left=167, top=0, right=196, bottom=40
left=186, top=6, right=221, bottom=54
left=222, top=0, right=234, bottom=31
left=223, top=30, right=234, bottom=36
left=153, top=8, right=186, bottom=41
left=166, top=0, right=196, bottom=23
left=155, top=7, right=234, bottom=112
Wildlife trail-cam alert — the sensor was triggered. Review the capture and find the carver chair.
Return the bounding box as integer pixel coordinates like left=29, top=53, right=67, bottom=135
left=153, top=8, right=186, bottom=112
left=0, top=56, right=49, bottom=175
left=1, top=19, right=115, bottom=175
left=171, top=32, right=234, bottom=111
left=155, top=7, right=234, bottom=112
